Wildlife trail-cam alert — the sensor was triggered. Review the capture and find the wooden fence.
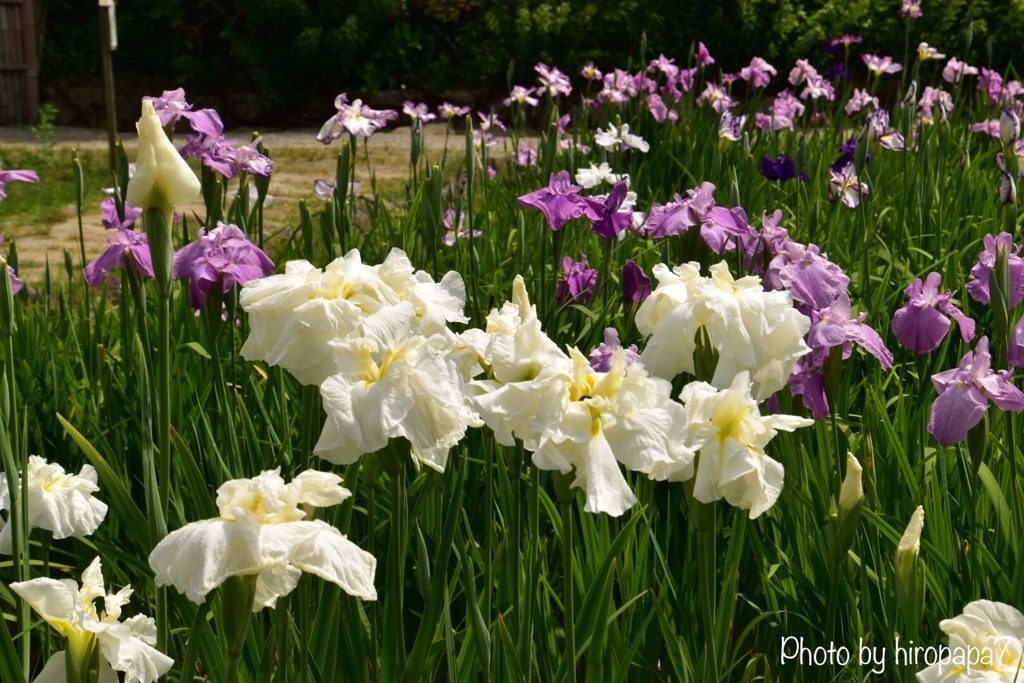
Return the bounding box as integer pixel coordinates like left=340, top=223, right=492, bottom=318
left=0, top=0, right=39, bottom=124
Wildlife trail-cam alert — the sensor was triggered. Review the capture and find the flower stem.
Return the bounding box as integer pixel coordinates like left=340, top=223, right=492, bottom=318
left=386, top=450, right=408, bottom=678
left=553, top=472, right=576, bottom=683
left=695, top=499, right=719, bottom=683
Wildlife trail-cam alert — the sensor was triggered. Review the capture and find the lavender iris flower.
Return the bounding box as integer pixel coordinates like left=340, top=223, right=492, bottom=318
left=83, top=229, right=154, bottom=286
left=966, top=232, right=1024, bottom=308
left=143, top=88, right=192, bottom=128
left=589, top=328, right=639, bottom=373
left=928, top=337, right=1024, bottom=444
left=768, top=242, right=850, bottom=311
left=1009, top=317, right=1024, bottom=368
left=891, top=272, right=976, bottom=354
left=517, top=171, right=587, bottom=232
left=701, top=206, right=756, bottom=254
left=789, top=358, right=829, bottom=419
left=0, top=165, right=39, bottom=202
left=99, top=197, right=142, bottom=231
left=642, top=182, right=716, bottom=238
left=557, top=254, right=597, bottom=304
left=806, top=293, right=893, bottom=368
left=622, top=260, right=651, bottom=304
left=172, top=222, right=274, bottom=309
left=865, top=109, right=905, bottom=151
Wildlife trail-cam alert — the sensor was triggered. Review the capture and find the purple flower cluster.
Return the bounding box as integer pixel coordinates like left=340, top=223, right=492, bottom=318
left=173, top=222, right=274, bottom=309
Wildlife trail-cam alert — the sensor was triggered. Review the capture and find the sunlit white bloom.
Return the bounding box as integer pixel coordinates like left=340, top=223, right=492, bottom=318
left=681, top=372, right=813, bottom=518
left=462, top=276, right=572, bottom=450
left=240, top=248, right=465, bottom=385
left=314, top=302, right=480, bottom=471
left=11, top=557, right=173, bottom=683
left=595, top=123, right=650, bottom=153
left=575, top=162, right=621, bottom=189
left=149, top=469, right=376, bottom=610
left=532, top=348, right=695, bottom=516
left=125, top=100, right=201, bottom=217
left=637, top=262, right=811, bottom=399
left=916, top=600, right=1024, bottom=682
left=0, top=455, right=108, bottom=553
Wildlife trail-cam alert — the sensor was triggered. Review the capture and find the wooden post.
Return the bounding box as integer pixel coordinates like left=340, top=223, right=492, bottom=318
left=22, top=0, right=40, bottom=120
left=98, top=0, right=117, bottom=172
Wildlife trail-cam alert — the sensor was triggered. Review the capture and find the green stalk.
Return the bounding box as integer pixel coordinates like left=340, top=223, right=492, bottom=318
left=553, top=472, right=577, bottom=683
left=695, top=499, right=718, bottom=683
left=383, top=446, right=408, bottom=679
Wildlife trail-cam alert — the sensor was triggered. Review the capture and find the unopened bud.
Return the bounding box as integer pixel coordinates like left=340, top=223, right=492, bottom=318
left=1001, top=107, right=1020, bottom=146
left=895, top=505, right=924, bottom=597
left=838, top=453, right=864, bottom=516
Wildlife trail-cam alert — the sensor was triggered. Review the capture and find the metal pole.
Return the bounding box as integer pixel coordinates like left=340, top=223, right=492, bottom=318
left=98, top=0, right=117, bottom=172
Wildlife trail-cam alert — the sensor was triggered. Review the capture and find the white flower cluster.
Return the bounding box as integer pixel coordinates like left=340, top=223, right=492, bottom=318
left=240, top=248, right=481, bottom=471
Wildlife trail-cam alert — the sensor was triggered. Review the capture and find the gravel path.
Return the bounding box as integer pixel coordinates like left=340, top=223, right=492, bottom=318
left=1, top=123, right=508, bottom=281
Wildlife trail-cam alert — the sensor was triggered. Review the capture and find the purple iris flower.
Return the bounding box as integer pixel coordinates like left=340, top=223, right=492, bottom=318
left=534, top=62, right=573, bottom=98
left=642, top=182, right=716, bottom=238
left=789, top=358, right=829, bottom=419
left=622, top=260, right=651, bottom=304
left=966, top=232, right=1024, bottom=308
left=437, top=102, right=471, bottom=120
left=234, top=137, right=274, bottom=177
left=928, top=337, right=1024, bottom=444
left=99, top=197, right=142, bottom=231
left=739, top=57, right=777, bottom=89
left=1009, top=317, right=1024, bottom=368
left=829, top=137, right=870, bottom=173
left=441, top=207, right=482, bottom=247
left=143, top=88, right=192, bottom=129
left=583, top=179, right=633, bottom=239
left=891, top=272, right=976, bottom=354
left=767, top=241, right=850, bottom=312
left=5, top=266, right=23, bottom=296
left=172, top=222, right=274, bottom=309
left=517, top=171, right=587, bottom=232
left=760, top=154, right=807, bottom=182
left=826, top=63, right=853, bottom=83
left=695, top=42, right=715, bottom=68
left=806, top=293, right=893, bottom=368
left=83, top=229, right=154, bottom=286
left=589, top=328, right=639, bottom=373
left=402, top=100, right=438, bottom=129
left=178, top=108, right=240, bottom=177
left=865, top=109, right=905, bottom=151
left=700, top=206, right=756, bottom=254
left=557, top=254, right=597, bottom=304
left=899, top=0, right=922, bottom=19
left=0, top=165, right=39, bottom=202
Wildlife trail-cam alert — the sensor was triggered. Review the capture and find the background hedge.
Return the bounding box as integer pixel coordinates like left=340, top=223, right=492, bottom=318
left=38, top=0, right=1020, bottom=126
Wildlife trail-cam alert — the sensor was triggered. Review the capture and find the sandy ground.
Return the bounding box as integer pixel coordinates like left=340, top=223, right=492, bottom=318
left=0, top=122, right=501, bottom=281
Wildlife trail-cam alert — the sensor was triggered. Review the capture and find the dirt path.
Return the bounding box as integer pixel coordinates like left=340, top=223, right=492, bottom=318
left=0, top=123, right=517, bottom=281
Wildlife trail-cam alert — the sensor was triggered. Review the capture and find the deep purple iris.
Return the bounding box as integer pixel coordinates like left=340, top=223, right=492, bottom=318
left=760, top=154, right=807, bottom=182
left=583, top=179, right=633, bottom=240
left=556, top=254, right=597, bottom=304
left=83, top=229, right=154, bottom=286
left=622, top=260, right=651, bottom=304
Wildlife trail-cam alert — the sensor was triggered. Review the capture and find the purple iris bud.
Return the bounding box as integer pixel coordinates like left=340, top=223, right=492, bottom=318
left=0, top=165, right=39, bottom=202
left=966, top=232, right=1024, bottom=308
left=83, top=229, right=154, bottom=286
left=517, top=171, right=587, bottom=232
left=99, top=197, right=142, bottom=231
left=589, top=328, right=639, bottom=373
left=622, top=260, right=651, bottom=304
left=172, top=222, right=274, bottom=309
left=929, top=337, right=1024, bottom=444
left=892, top=272, right=976, bottom=354
left=583, top=179, right=633, bottom=240
left=806, top=293, right=893, bottom=368
left=557, top=254, right=598, bottom=305
left=760, top=154, right=799, bottom=182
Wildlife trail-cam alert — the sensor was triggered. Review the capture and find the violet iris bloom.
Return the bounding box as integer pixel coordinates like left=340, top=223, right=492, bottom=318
left=1009, top=317, right=1024, bottom=368
left=768, top=241, right=850, bottom=311
left=5, top=266, right=23, bottom=296
left=178, top=109, right=240, bottom=177
left=234, top=137, right=274, bottom=177
left=642, top=182, right=716, bottom=238
left=863, top=54, right=903, bottom=77
left=622, top=260, right=651, bottom=304
left=899, top=0, right=922, bottom=19
left=589, top=328, right=639, bottom=373
left=437, top=102, right=471, bottom=120
left=701, top=206, right=756, bottom=254
left=789, top=358, right=829, bottom=419
left=143, top=88, right=192, bottom=128
left=865, top=109, right=905, bottom=151
left=99, top=197, right=142, bottom=230
left=928, top=337, right=1024, bottom=444
left=965, top=232, right=1024, bottom=308
left=583, top=179, right=633, bottom=239
left=0, top=165, right=39, bottom=202
left=828, top=163, right=869, bottom=209
left=534, top=63, right=572, bottom=98
left=517, top=171, right=587, bottom=232
left=557, top=255, right=597, bottom=304
left=695, top=42, right=715, bottom=68
left=739, top=57, right=777, bottom=89
left=402, top=101, right=437, bottom=130
left=441, top=207, right=482, bottom=247
left=892, top=272, right=976, bottom=354
left=83, top=229, right=154, bottom=285
left=806, top=293, right=893, bottom=368
left=173, top=222, right=274, bottom=309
